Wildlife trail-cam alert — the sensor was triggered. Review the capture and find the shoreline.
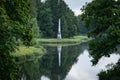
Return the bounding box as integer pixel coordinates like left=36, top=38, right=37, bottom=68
left=37, top=36, right=90, bottom=46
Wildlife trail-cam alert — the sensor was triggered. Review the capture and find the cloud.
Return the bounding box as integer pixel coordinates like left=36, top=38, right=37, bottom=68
left=64, top=0, right=92, bottom=15
left=73, top=8, right=82, bottom=16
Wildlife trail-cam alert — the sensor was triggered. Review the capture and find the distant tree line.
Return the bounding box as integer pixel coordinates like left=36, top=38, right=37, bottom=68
left=36, top=0, right=80, bottom=38
left=24, top=0, right=89, bottom=38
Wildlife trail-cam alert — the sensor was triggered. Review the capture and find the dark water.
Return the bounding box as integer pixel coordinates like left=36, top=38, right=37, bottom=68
left=17, top=42, right=120, bottom=80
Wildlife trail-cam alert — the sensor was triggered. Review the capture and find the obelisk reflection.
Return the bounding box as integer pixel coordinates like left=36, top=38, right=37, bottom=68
left=57, top=46, right=62, bottom=67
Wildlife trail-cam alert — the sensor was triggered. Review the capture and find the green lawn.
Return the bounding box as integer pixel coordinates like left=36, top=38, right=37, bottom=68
left=12, top=46, right=44, bottom=56
left=37, top=35, right=90, bottom=46
left=11, top=46, right=45, bottom=63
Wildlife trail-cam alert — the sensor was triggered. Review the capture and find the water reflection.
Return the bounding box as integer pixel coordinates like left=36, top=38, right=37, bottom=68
left=16, top=42, right=87, bottom=80
left=39, top=44, right=83, bottom=80
left=0, top=55, right=20, bottom=80
left=41, top=76, right=50, bottom=80
left=65, top=50, right=120, bottom=80
left=13, top=42, right=120, bottom=80
left=57, top=46, right=62, bottom=67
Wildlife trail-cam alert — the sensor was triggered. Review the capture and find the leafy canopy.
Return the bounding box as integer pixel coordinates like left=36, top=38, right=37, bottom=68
left=81, top=0, right=120, bottom=64
left=0, top=0, right=34, bottom=79
left=0, top=0, right=33, bottom=54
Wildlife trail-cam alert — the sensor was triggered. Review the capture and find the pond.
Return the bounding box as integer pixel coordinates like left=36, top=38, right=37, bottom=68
left=17, top=42, right=120, bottom=80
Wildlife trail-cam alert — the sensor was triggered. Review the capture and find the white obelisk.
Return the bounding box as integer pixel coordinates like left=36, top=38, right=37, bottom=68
left=57, top=19, right=62, bottom=39
left=57, top=0, right=62, bottom=39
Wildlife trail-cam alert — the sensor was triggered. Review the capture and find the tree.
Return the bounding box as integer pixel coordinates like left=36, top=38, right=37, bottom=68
left=60, top=2, right=79, bottom=37
left=77, top=15, right=93, bottom=35
left=30, top=18, right=41, bottom=38
left=81, top=0, right=120, bottom=64
left=0, top=0, right=33, bottom=79
left=37, top=2, right=54, bottom=38
left=28, top=0, right=41, bottom=38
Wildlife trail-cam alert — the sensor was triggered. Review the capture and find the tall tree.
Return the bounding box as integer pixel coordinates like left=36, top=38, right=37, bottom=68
left=60, top=1, right=79, bottom=37
left=37, top=2, right=54, bottom=38
left=81, top=0, right=120, bottom=64
left=28, top=0, right=41, bottom=38
left=0, top=0, right=33, bottom=55
left=0, top=0, right=33, bottom=79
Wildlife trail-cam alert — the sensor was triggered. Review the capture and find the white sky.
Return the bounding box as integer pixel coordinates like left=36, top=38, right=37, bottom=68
left=64, top=0, right=92, bottom=16
left=41, top=0, right=92, bottom=16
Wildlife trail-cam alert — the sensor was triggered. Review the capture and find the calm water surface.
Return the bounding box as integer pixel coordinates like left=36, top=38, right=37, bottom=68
left=18, top=42, right=120, bottom=80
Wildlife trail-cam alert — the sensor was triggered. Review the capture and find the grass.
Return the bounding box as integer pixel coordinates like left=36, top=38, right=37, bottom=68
left=11, top=46, right=45, bottom=63
left=40, top=43, right=81, bottom=47
left=37, top=35, right=90, bottom=46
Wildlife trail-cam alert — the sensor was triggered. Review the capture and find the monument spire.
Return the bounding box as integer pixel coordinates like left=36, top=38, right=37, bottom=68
left=57, top=19, right=62, bottom=39
left=57, top=0, right=62, bottom=39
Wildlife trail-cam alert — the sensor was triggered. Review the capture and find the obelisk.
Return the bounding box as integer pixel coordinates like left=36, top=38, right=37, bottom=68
left=57, top=19, right=62, bottom=39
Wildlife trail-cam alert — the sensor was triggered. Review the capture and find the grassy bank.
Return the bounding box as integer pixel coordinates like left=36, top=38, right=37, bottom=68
left=37, top=36, right=90, bottom=46
left=11, top=46, right=45, bottom=63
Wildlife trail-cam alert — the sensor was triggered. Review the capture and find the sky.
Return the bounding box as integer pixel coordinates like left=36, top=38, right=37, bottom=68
left=64, top=0, right=92, bottom=16
left=41, top=0, right=92, bottom=16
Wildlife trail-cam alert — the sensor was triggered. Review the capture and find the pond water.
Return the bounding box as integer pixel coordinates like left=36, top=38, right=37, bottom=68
left=18, top=42, right=120, bottom=80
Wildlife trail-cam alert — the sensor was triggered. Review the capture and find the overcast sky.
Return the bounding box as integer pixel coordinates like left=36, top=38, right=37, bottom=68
left=64, top=0, right=92, bottom=16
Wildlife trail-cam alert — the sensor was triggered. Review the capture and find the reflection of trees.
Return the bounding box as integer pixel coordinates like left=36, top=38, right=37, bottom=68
left=39, top=43, right=88, bottom=80
left=17, top=42, right=88, bottom=80
left=89, top=43, right=120, bottom=80
left=98, top=59, right=120, bottom=80
left=89, top=38, right=118, bottom=65
left=88, top=43, right=120, bottom=80
left=0, top=42, right=88, bottom=80
left=18, top=59, right=41, bottom=80
left=0, top=56, right=20, bottom=80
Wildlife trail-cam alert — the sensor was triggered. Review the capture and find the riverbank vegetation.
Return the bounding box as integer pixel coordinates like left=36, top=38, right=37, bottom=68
left=12, top=46, right=44, bottom=56
left=11, top=46, right=45, bottom=63
left=37, top=36, right=90, bottom=45
left=11, top=46, right=45, bottom=57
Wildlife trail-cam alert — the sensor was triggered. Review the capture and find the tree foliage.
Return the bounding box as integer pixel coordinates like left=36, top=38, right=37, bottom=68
left=81, top=0, right=120, bottom=79
left=0, top=0, right=34, bottom=54
left=81, top=0, right=120, bottom=64
left=28, top=0, right=41, bottom=38
left=0, top=0, right=33, bottom=79
left=37, top=0, right=80, bottom=38
left=37, top=2, right=54, bottom=38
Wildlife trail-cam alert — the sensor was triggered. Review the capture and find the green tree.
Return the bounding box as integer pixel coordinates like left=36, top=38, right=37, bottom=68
left=81, top=0, right=120, bottom=64
left=60, top=1, right=79, bottom=37
left=37, top=2, right=54, bottom=38
left=0, top=0, right=33, bottom=79
left=46, top=0, right=59, bottom=38
left=77, top=15, right=91, bottom=35
left=28, top=0, right=41, bottom=38
left=0, top=0, right=33, bottom=55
